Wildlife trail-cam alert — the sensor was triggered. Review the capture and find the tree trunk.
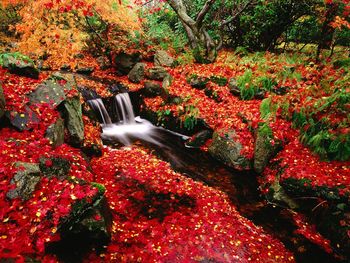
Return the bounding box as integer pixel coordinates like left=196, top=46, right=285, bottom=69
left=316, top=3, right=338, bottom=62
left=167, top=0, right=217, bottom=63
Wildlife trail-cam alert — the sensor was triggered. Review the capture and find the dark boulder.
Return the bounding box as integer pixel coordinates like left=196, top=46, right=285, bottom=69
left=143, top=81, right=163, bottom=97
left=146, top=66, right=169, bottom=81
left=185, top=130, right=213, bottom=148
left=6, top=162, right=41, bottom=200
left=113, top=52, right=141, bottom=75
left=209, top=131, right=251, bottom=169
left=187, top=75, right=209, bottom=89
left=61, top=96, right=84, bottom=146
left=29, top=79, right=66, bottom=107
left=128, top=63, right=146, bottom=83
left=6, top=106, right=40, bottom=131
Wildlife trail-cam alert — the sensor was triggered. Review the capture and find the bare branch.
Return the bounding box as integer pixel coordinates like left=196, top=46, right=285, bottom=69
left=196, top=0, right=216, bottom=27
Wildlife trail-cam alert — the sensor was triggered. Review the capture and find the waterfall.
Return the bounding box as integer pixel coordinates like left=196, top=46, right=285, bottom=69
left=87, top=98, right=112, bottom=125
left=114, top=93, right=135, bottom=124
left=88, top=93, right=188, bottom=147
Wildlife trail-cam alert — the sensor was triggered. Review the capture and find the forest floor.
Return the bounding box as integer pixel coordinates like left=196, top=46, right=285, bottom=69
left=0, top=45, right=349, bottom=262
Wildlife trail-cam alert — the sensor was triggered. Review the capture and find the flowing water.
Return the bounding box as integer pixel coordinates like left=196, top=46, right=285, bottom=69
left=87, top=93, right=341, bottom=263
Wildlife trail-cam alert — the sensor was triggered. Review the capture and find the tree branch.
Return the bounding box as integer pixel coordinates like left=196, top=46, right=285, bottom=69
left=167, top=0, right=195, bottom=28
left=196, top=0, right=216, bottom=28
left=220, top=0, right=256, bottom=27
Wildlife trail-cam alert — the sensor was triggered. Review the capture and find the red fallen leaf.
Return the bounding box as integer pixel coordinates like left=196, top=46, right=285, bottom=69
left=45, top=159, right=53, bottom=167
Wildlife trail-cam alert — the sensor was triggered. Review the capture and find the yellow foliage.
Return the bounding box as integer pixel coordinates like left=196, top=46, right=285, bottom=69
left=12, top=0, right=141, bottom=68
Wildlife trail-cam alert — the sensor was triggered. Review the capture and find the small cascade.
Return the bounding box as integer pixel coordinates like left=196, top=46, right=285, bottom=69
left=87, top=98, right=112, bottom=125
left=114, top=93, right=135, bottom=124
left=88, top=93, right=186, bottom=146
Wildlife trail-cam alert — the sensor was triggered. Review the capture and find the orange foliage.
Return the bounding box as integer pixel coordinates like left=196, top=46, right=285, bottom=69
left=12, top=0, right=141, bottom=68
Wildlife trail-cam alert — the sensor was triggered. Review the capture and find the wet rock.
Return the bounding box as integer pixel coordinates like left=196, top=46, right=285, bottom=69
left=113, top=52, right=141, bottom=75
left=146, top=66, right=169, bottom=81
left=6, top=106, right=40, bottom=131
left=154, top=50, right=174, bottom=67
left=228, top=78, right=241, bottom=96
left=0, top=83, right=5, bottom=119
left=187, top=75, right=209, bottom=89
left=62, top=96, right=84, bottom=146
left=254, top=123, right=281, bottom=173
left=209, top=131, right=251, bottom=169
left=79, top=86, right=100, bottom=101
left=45, top=117, right=65, bottom=147
left=6, top=162, right=41, bottom=200
left=76, top=66, right=94, bottom=75
left=185, top=130, right=213, bottom=148
left=1, top=53, right=39, bottom=79
left=28, top=79, right=66, bottom=107
left=128, top=63, right=145, bottom=83
left=109, top=82, right=129, bottom=94
left=39, top=157, right=71, bottom=179
left=96, top=56, right=111, bottom=70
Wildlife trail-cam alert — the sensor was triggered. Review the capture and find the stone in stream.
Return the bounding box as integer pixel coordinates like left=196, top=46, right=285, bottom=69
left=253, top=122, right=281, bottom=173
left=6, top=162, right=41, bottom=200
left=185, top=130, right=213, bottom=148
left=128, top=62, right=146, bottom=83
left=208, top=131, right=251, bottom=169
left=154, top=50, right=174, bottom=67
left=1, top=53, right=39, bottom=79
left=0, top=83, right=5, bottom=119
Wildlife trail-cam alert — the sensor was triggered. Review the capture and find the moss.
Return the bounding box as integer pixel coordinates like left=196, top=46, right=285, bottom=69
left=210, top=76, right=228, bottom=86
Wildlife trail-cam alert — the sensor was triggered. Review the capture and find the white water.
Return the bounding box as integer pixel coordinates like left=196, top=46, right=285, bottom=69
left=88, top=94, right=188, bottom=146
left=87, top=98, right=112, bottom=125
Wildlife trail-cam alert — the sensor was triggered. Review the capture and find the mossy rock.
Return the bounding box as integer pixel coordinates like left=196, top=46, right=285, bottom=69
left=208, top=131, right=252, bottom=170
left=6, top=162, right=41, bottom=201
left=0, top=52, right=39, bottom=79
left=39, top=157, right=71, bottom=179
left=210, top=76, right=228, bottom=86
left=187, top=74, right=209, bottom=89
